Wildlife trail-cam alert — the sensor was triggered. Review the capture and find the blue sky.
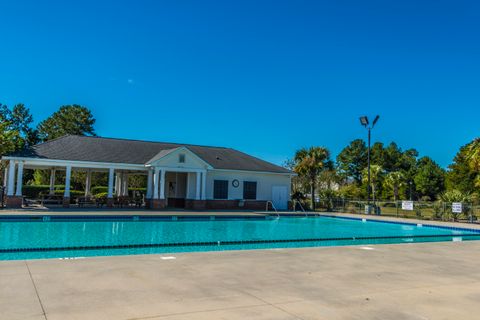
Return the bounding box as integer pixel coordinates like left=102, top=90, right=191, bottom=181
left=1, top=0, right=479, bottom=167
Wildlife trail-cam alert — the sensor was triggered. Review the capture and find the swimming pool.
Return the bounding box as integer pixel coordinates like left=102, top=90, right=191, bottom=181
left=1, top=215, right=479, bottom=260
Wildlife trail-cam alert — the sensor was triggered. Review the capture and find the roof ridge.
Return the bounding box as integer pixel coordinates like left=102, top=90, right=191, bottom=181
left=72, top=135, right=229, bottom=149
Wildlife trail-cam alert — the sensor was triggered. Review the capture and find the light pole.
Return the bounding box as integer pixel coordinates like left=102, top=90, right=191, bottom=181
left=360, top=115, right=380, bottom=212
left=409, top=181, right=413, bottom=201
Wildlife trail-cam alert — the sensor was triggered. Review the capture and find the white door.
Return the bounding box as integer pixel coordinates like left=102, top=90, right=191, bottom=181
left=272, top=186, right=288, bottom=210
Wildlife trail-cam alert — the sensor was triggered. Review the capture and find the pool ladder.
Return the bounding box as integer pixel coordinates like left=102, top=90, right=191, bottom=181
left=266, top=201, right=279, bottom=218
left=294, top=200, right=307, bottom=216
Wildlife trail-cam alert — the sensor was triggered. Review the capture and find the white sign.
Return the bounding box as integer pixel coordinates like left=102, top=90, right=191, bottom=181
left=402, top=201, right=414, bottom=211
left=452, top=202, right=463, bottom=213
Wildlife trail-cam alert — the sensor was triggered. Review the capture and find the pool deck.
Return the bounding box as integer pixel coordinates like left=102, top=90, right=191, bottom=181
left=2, top=240, right=480, bottom=320
left=2, top=209, right=480, bottom=319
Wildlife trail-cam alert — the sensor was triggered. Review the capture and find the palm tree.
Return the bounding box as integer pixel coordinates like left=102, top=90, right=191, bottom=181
left=465, top=138, right=480, bottom=188
left=384, top=171, right=405, bottom=202
left=362, top=165, right=383, bottom=203
left=294, top=147, right=331, bottom=210
left=465, top=138, right=480, bottom=171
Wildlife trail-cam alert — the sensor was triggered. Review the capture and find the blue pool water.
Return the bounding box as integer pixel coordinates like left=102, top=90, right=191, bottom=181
left=1, top=215, right=479, bottom=260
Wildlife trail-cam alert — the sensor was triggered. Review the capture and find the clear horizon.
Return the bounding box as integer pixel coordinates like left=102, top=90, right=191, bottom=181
left=1, top=0, right=479, bottom=168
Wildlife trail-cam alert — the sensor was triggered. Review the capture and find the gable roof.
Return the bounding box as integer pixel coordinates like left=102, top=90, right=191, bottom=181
left=7, top=135, right=291, bottom=174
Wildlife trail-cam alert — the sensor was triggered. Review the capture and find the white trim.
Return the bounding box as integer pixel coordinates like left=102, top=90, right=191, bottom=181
left=145, top=146, right=213, bottom=169
left=208, top=168, right=295, bottom=176
left=1, top=157, right=294, bottom=176
left=150, top=166, right=206, bottom=173
left=1, top=156, right=146, bottom=171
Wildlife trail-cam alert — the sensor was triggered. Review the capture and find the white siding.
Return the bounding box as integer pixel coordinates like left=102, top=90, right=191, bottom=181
left=205, top=170, right=291, bottom=201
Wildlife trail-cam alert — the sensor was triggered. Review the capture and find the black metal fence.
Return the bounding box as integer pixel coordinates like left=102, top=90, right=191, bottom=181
left=313, top=198, right=480, bottom=224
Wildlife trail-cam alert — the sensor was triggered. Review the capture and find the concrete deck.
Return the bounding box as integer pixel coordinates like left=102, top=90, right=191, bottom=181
left=317, top=212, right=480, bottom=231
left=2, top=241, right=480, bottom=320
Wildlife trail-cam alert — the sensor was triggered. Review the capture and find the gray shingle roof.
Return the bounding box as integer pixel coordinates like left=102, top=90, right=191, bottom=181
left=8, top=135, right=291, bottom=174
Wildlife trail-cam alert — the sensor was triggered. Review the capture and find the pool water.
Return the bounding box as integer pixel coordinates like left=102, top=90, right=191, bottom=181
left=1, top=215, right=479, bottom=260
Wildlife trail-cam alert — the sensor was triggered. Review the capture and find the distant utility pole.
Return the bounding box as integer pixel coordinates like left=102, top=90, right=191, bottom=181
left=359, top=115, right=380, bottom=212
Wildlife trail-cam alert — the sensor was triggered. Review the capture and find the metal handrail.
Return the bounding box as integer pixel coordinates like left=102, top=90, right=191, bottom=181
left=266, top=201, right=279, bottom=218
left=295, top=200, right=306, bottom=214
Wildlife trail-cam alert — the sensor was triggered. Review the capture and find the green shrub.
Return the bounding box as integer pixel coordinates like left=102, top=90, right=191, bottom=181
left=432, top=201, right=443, bottom=220
left=90, top=186, right=146, bottom=196
left=53, top=190, right=84, bottom=197
left=23, top=185, right=50, bottom=198
left=23, top=185, right=68, bottom=198
left=95, top=192, right=108, bottom=198
left=91, top=186, right=108, bottom=195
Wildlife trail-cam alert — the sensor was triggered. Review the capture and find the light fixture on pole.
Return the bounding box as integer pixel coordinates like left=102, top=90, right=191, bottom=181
left=359, top=115, right=380, bottom=213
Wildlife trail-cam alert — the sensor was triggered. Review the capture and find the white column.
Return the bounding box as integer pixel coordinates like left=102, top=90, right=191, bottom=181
left=153, top=167, right=160, bottom=199
left=113, top=173, right=118, bottom=193
left=7, top=161, right=15, bottom=196
left=3, top=165, right=8, bottom=188
left=146, top=169, right=153, bottom=199
left=119, top=172, right=124, bottom=196
left=160, top=169, right=166, bottom=200
left=107, top=168, right=114, bottom=198
left=118, top=172, right=123, bottom=196
left=64, top=165, right=72, bottom=198
left=15, top=161, right=24, bottom=196
left=201, top=171, right=207, bottom=200
left=185, top=173, right=190, bottom=199
left=122, top=173, right=128, bottom=196
left=49, top=169, right=56, bottom=195
left=195, top=171, right=201, bottom=200
left=85, top=170, right=92, bottom=197
left=117, top=172, right=122, bottom=196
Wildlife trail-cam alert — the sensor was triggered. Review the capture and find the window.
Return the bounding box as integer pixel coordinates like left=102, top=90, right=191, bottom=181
left=213, top=180, right=228, bottom=199
left=243, top=181, right=257, bottom=200
left=178, top=154, right=185, bottom=163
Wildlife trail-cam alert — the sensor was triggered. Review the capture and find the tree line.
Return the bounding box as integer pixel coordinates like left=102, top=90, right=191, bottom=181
left=288, top=139, right=480, bottom=209
left=1, top=102, right=479, bottom=206
left=0, top=102, right=96, bottom=189
left=0, top=103, right=96, bottom=156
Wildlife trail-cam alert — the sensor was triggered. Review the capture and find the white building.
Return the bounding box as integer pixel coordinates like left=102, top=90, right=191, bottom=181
left=1, top=135, right=293, bottom=210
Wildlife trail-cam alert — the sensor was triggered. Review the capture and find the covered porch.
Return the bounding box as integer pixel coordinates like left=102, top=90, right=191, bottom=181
left=1, top=157, right=208, bottom=210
